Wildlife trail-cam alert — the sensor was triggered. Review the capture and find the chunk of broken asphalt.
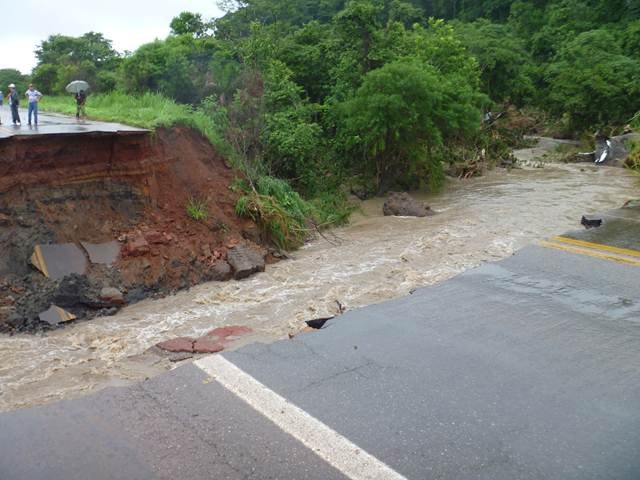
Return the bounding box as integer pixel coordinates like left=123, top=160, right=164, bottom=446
left=581, top=215, right=603, bottom=229
left=80, top=241, right=120, bottom=265
left=305, top=317, right=334, bottom=329
left=38, top=305, right=77, bottom=326
left=31, top=244, right=87, bottom=279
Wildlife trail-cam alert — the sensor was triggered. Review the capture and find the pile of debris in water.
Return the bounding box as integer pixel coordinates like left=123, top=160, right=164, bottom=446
left=577, top=128, right=640, bottom=167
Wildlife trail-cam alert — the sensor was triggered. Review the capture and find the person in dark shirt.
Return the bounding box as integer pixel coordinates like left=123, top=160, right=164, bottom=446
left=75, top=90, right=87, bottom=120
left=7, top=84, right=21, bottom=125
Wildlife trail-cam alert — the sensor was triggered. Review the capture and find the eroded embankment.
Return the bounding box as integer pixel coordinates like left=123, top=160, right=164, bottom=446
left=0, top=127, right=266, bottom=331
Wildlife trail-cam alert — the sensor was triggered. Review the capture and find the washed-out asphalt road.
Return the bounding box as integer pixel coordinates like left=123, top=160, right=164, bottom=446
left=1, top=201, right=639, bottom=479
left=0, top=106, right=146, bottom=138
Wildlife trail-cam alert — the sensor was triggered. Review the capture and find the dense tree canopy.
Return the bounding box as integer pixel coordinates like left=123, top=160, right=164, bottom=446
left=0, top=69, right=29, bottom=96
left=544, top=29, right=640, bottom=130
left=8, top=0, right=639, bottom=199
left=32, top=32, right=120, bottom=93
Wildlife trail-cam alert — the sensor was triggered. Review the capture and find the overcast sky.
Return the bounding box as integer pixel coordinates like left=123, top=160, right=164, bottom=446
left=1, top=1, right=224, bottom=74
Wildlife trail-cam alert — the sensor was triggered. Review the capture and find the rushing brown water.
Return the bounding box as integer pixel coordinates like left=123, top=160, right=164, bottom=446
left=0, top=145, right=637, bottom=411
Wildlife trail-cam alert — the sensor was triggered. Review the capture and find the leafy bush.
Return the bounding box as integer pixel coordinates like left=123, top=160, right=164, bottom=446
left=338, top=57, right=483, bottom=194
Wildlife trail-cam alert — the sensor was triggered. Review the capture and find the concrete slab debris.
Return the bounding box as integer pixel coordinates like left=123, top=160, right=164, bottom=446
left=31, top=244, right=87, bottom=279
left=80, top=241, right=120, bottom=265
left=38, top=305, right=77, bottom=326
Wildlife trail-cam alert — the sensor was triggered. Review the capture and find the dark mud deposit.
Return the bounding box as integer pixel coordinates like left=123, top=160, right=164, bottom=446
left=0, top=127, right=267, bottom=332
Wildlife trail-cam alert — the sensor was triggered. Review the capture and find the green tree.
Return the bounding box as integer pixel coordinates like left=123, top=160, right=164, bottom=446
left=453, top=19, right=535, bottom=105
left=401, top=20, right=480, bottom=85
left=338, top=58, right=482, bottom=193
left=529, top=0, right=598, bottom=60
left=508, top=0, right=546, bottom=37
left=621, top=19, right=640, bottom=56
left=261, top=60, right=323, bottom=192
left=120, top=35, right=222, bottom=103
left=31, top=32, right=120, bottom=93
left=215, top=0, right=346, bottom=39
left=277, top=21, right=334, bottom=103
left=544, top=29, right=640, bottom=130
left=0, top=69, right=29, bottom=96
left=170, top=11, right=213, bottom=37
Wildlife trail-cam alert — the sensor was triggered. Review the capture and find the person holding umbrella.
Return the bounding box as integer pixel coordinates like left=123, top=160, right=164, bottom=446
left=25, top=83, right=43, bottom=126
left=6, top=84, right=21, bottom=125
left=75, top=90, right=87, bottom=120
left=66, top=80, right=89, bottom=121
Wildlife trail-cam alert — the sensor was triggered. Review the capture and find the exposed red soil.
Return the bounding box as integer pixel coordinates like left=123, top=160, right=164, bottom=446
left=0, top=126, right=268, bottom=330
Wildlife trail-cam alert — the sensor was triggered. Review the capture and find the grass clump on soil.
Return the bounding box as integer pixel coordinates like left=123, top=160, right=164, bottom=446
left=40, top=92, right=226, bottom=152
left=235, top=176, right=312, bottom=250
left=186, top=197, right=209, bottom=222
left=235, top=176, right=353, bottom=250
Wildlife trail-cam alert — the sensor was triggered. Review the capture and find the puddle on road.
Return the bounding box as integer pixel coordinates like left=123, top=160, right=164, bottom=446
left=0, top=162, right=638, bottom=411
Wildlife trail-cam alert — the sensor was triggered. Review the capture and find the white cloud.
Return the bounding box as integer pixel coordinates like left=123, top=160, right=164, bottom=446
left=1, top=0, right=224, bottom=74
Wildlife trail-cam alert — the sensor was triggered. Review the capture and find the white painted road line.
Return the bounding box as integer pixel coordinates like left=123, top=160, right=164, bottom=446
left=195, top=355, right=409, bottom=480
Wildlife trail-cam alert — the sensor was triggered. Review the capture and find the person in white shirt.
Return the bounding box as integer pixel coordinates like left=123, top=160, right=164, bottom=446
left=25, top=84, right=43, bottom=126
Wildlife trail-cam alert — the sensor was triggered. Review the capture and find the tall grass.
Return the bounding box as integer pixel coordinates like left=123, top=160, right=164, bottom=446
left=234, top=176, right=354, bottom=250
left=40, top=92, right=226, bottom=151
left=235, top=176, right=312, bottom=249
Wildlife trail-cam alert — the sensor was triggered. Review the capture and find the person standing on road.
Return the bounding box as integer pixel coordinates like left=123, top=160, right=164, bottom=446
left=25, top=84, right=43, bottom=126
left=75, top=89, right=87, bottom=120
left=7, top=84, right=21, bottom=125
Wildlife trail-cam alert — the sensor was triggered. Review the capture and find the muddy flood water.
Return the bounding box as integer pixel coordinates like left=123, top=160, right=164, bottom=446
left=1, top=155, right=638, bottom=411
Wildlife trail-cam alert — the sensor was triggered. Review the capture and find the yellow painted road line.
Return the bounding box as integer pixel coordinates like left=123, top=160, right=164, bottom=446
left=551, top=236, right=640, bottom=258
left=541, top=241, right=640, bottom=266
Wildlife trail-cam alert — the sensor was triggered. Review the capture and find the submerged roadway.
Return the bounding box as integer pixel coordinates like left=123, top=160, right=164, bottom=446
left=0, top=202, right=639, bottom=478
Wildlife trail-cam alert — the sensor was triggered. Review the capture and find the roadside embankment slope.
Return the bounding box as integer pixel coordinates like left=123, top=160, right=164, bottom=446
left=0, top=113, right=266, bottom=331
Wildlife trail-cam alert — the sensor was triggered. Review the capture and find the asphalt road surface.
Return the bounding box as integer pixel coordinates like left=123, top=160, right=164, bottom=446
left=0, top=106, right=146, bottom=138
left=1, top=206, right=639, bottom=480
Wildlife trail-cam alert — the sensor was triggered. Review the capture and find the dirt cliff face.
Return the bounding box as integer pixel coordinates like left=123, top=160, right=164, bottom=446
left=0, top=126, right=266, bottom=331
